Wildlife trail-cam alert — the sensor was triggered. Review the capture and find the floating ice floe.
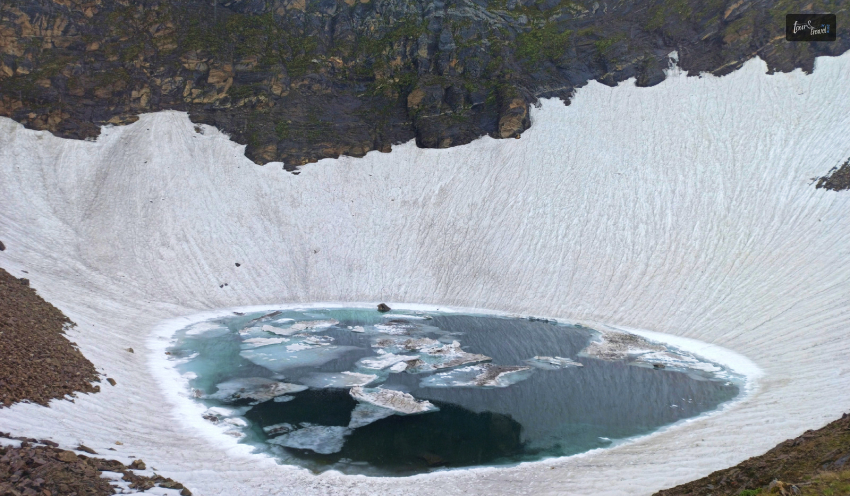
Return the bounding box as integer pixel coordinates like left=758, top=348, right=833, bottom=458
left=201, top=406, right=250, bottom=424
left=388, top=361, right=409, bottom=373
left=420, top=364, right=534, bottom=388
left=356, top=352, right=420, bottom=371
left=240, top=334, right=358, bottom=372
left=184, top=321, right=229, bottom=337
left=274, top=395, right=296, bottom=402
left=371, top=337, right=491, bottom=373
left=300, top=371, right=381, bottom=388
left=632, top=349, right=724, bottom=377
left=348, top=402, right=396, bottom=428
left=580, top=330, right=726, bottom=378
left=409, top=341, right=491, bottom=373
left=349, top=387, right=438, bottom=414
left=289, top=319, right=340, bottom=332
left=242, top=337, right=290, bottom=348
left=524, top=356, right=584, bottom=370
left=382, top=313, right=430, bottom=320
left=267, top=424, right=351, bottom=454
left=349, top=326, right=365, bottom=333
left=208, top=377, right=307, bottom=404
left=248, top=311, right=283, bottom=324
left=372, top=336, right=441, bottom=352
left=579, top=331, right=664, bottom=361
left=263, top=423, right=295, bottom=437
left=372, top=322, right=415, bottom=335
left=224, top=417, right=248, bottom=427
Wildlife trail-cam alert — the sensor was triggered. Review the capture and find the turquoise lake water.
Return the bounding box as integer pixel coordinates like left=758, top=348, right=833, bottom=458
left=169, top=307, right=740, bottom=476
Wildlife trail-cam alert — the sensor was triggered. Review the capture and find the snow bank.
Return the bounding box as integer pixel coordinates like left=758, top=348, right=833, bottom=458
left=1, top=51, right=849, bottom=495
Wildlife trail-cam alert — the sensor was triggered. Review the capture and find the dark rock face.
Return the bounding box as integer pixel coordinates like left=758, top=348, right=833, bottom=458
left=816, top=158, right=850, bottom=191
left=0, top=0, right=847, bottom=169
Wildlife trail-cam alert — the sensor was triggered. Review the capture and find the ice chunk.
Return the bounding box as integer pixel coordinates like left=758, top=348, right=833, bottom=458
left=242, top=337, right=290, bottom=348
left=248, top=311, right=283, bottom=324
left=268, top=424, right=351, bottom=454
left=580, top=331, right=726, bottom=378
left=273, top=395, right=295, bottom=403
left=525, top=356, right=584, bottom=370
left=281, top=335, right=335, bottom=352
left=349, top=387, right=438, bottom=414
left=348, top=402, right=395, bottom=428
left=388, top=361, right=409, bottom=373
left=260, top=326, right=305, bottom=337
left=370, top=337, right=490, bottom=373
left=208, top=377, right=307, bottom=404
left=289, top=319, right=340, bottom=332
left=300, top=371, right=381, bottom=388
left=408, top=341, right=491, bottom=373
left=240, top=333, right=358, bottom=372
left=350, top=326, right=365, bottom=333
left=420, top=364, right=534, bottom=388
left=356, top=353, right=420, bottom=370
left=263, top=423, right=295, bottom=437
left=224, top=417, right=248, bottom=427
left=185, top=321, right=228, bottom=337
left=381, top=314, right=430, bottom=320
left=372, top=323, right=413, bottom=335
left=579, top=331, right=664, bottom=361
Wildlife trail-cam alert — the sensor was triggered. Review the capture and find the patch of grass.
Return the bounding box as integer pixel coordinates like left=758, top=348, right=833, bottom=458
left=227, top=85, right=254, bottom=100
left=516, top=24, right=572, bottom=65
left=594, top=34, right=626, bottom=55
left=274, top=120, right=290, bottom=140
left=801, top=469, right=850, bottom=495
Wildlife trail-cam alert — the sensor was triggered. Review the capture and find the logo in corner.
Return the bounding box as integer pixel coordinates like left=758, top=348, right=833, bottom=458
left=786, top=14, right=836, bottom=41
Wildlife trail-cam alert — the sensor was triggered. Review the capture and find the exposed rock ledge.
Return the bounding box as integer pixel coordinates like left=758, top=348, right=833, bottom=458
left=0, top=0, right=847, bottom=169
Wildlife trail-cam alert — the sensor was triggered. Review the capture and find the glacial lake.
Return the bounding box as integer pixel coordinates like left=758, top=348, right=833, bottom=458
left=168, top=307, right=740, bottom=476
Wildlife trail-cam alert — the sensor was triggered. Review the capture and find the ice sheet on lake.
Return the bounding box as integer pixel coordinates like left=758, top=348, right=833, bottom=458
left=420, top=364, right=534, bottom=388
left=348, top=402, right=396, bottom=429
left=300, top=371, right=381, bottom=388
left=208, top=377, right=307, bottom=404
left=525, top=356, right=584, bottom=370
left=267, top=424, right=351, bottom=454
left=349, top=387, right=438, bottom=414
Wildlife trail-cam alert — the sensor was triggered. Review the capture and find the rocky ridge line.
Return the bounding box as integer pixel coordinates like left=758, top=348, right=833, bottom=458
left=0, top=0, right=847, bottom=169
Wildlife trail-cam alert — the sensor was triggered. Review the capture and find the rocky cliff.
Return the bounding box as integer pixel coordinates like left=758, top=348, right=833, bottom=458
left=1, top=0, right=847, bottom=169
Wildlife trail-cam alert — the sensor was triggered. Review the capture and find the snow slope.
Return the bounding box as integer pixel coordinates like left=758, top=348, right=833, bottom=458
left=1, top=52, right=849, bottom=495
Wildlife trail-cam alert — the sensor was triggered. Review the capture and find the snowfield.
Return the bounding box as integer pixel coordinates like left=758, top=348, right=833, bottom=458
left=1, top=52, right=849, bottom=495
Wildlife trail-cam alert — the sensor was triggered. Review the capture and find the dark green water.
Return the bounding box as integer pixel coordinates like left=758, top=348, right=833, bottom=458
left=170, top=307, right=740, bottom=476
